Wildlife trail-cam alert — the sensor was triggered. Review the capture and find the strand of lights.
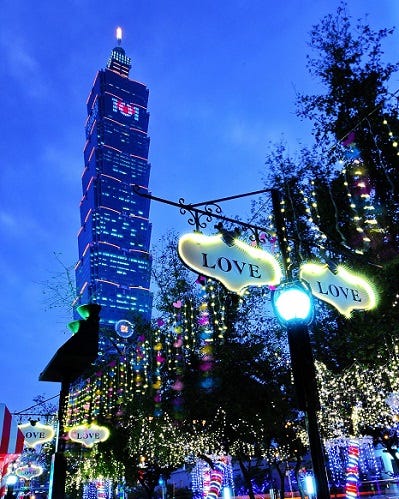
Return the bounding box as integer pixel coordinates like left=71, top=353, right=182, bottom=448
left=339, top=131, right=382, bottom=253
left=269, top=195, right=292, bottom=269
left=300, top=182, right=328, bottom=253
left=383, top=117, right=399, bottom=156
left=204, top=280, right=228, bottom=343
left=153, top=326, right=164, bottom=417
left=198, top=288, right=214, bottom=391
left=171, top=301, right=185, bottom=420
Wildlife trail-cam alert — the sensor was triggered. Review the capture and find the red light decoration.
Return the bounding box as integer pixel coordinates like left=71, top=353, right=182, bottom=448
left=345, top=439, right=359, bottom=499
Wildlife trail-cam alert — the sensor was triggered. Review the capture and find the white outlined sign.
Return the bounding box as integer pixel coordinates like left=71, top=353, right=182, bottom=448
left=16, top=464, right=43, bottom=479
left=178, top=233, right=282, bottom=295
left=19, top=421, right=55, bottom=447
left=299, top=262, right=377, bottom=317
left=68, top=423, right=110, bottom=448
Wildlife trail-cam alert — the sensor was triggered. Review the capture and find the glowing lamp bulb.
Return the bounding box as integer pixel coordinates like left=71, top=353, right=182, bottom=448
left=272, top=282, right=314, bottom=325
left=116, top=27, right=123, bottom=43
left=274, top=288, right=312, bottom=321
left=6, top=475, right=17, bottom=486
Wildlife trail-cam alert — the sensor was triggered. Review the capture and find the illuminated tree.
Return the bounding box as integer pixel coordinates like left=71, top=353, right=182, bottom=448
left=258, top=2, right=399, bottom=371
left=250, top=4, right=399, bottom=487
left=151, top=231, right=305, bottom=499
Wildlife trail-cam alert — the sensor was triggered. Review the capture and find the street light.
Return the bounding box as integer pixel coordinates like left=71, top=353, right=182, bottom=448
left=272, top=281, right=330, bottom=499
left=5, top=473, right=18, bottom=498
left=272, top=282, right=314, bottom=324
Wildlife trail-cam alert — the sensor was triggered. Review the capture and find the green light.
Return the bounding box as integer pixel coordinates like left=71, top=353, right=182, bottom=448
left=67, top=320, right=81, bottom=334
left=76, top=304, right=91, bottom=319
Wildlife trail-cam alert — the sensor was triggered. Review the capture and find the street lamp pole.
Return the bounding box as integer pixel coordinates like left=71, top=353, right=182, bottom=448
left=287, top=322, right=330, bottom=499
left=273, top=283, right=330, bottom=499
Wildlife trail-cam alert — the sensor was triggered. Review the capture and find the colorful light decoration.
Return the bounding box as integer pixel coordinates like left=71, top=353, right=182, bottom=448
left=170, top=302, right=185, bottom=419
left=153, top=325, right=165, bottom=417
left=206, top=459, right=227, bottom=499
left=191, top=455, right=234, bottom=499
left=198, top=295, right=215, bottom=392
left=345, top=439, right=359, bottom=499
left=64, top=278, right=231, bottom=426
left=325, top=437, right=379, bottom=488
left=15, top=463, right=43, bottom=479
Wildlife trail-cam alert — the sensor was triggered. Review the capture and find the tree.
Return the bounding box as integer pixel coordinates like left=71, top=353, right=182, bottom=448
left=257, top=4, right=399, bottom=485
left=151, top=231, right=304, bottom=499
left=260, top=3, right=399, bottom=370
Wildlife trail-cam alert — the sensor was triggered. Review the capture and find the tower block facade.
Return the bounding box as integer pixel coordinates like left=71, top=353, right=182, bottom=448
left=75, top=34, right=153, bottom=328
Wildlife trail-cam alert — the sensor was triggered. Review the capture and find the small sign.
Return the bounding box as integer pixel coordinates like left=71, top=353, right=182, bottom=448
left=16, top=464, right=43, bottom=479
left=299, top=263, right=377, bottom=317
left=68, top=423, right=110, bottom=448
left=18, top=421, right=55, bottom=447
left=178, top=233, right=282, bottom=295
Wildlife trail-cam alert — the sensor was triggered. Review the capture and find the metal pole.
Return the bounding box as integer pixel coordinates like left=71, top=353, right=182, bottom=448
left=306, top=408, right=330, bottom=499
left=48, top=380, right=68, bottom=499
left=287, top=324, right=330, bottom=499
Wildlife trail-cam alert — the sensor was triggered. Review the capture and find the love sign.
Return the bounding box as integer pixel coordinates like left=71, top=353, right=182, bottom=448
left=16, top=464, right=43, bottom=479
left=68, top=423, right=110, bottom=448
left=299, top=262, right=377, bottom=317
left=18, top=421, right=55, bottom=447
left=178, top=233, right=282, bottom=295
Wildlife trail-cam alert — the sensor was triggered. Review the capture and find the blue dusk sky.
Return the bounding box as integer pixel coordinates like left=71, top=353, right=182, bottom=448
left=1, top=0, right=398, bottom=414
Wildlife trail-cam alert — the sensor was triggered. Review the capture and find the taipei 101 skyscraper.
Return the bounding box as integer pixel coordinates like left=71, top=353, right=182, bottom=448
left=74, top=28, right=153, bottom=332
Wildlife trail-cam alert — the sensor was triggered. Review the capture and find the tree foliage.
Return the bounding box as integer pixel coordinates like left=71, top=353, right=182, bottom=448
left=260, top=3, right=399, bottom=373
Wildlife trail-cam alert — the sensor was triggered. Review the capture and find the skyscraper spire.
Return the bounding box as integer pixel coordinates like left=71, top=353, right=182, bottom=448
left=107, top=27, right=131, bottom=77
left=116, top=26, right=122, bottom=46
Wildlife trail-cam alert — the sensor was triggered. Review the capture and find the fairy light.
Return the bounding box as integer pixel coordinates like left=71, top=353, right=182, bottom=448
left=300, top=183, right=328, bottom=253
left=383, top=117, right=399, bottom=155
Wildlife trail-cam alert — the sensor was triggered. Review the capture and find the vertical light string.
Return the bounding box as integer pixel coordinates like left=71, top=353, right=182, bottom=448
left=198, top=287, right=214, bottom=391
left=340, top=132, right=382, bottom=253
left=300, top=182, right=328, bottom=254
left=171, top=302, right=185, bottom=420
left=153, top=325, right=164, bottom=417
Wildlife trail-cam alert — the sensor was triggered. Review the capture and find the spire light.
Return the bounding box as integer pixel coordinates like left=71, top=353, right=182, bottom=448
left=116, top=27, right=123, bottom=45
